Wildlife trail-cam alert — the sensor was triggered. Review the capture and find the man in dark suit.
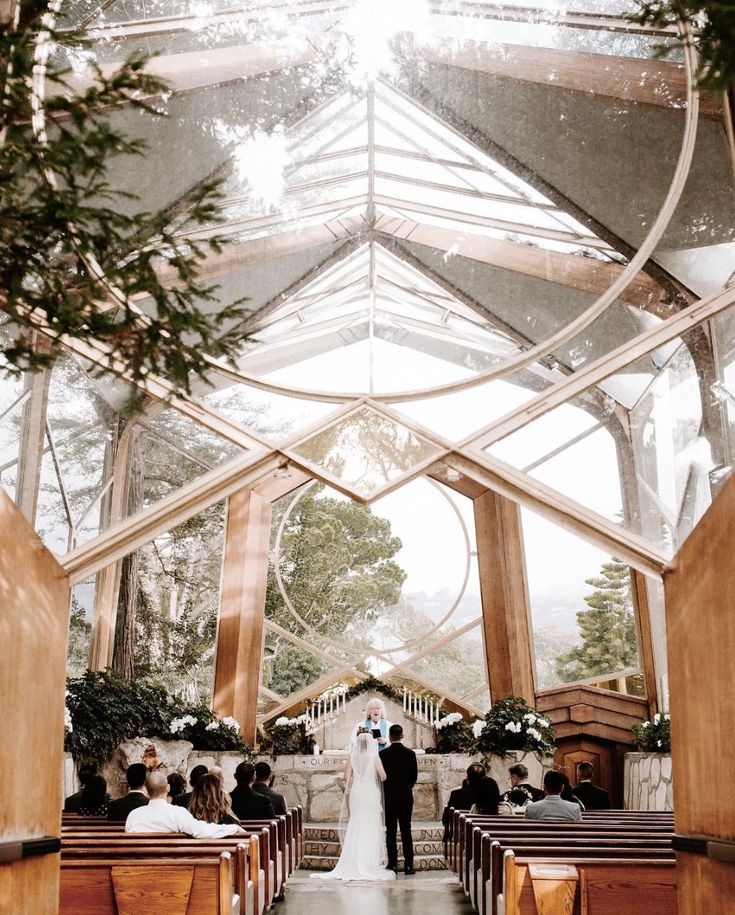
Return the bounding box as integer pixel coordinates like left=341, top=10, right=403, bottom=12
left=230, top=762, right=276, bottom=821
left=173, top=764, right=208, bottom=809
left=380, top=724, right=418, bottom=875
left=503, top=763, right=544, bottom=803
left=63, top=763, right=97, bottom=813
left=252, top=761, right=287, bottom=815
left=573, top=761, right=611, bottom=809
left=107, top=764, right=149, bottom=821
left=442, top=762, right=486, bottom=838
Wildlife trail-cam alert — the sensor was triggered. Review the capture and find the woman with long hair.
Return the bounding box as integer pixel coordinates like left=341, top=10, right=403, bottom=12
left=472, top=776, right=501, bottom=815
left=189, top=773, right=240, bottom=825
left=78, top=774, right=109, bottom=816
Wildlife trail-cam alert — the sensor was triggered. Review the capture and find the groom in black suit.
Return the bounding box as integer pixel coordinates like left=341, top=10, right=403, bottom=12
left=380, top=724, right=418, bottom=875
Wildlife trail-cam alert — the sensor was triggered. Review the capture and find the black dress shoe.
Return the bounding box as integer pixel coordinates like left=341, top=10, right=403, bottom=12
left=404, top=867, right=416, bottom=875
left=388, top=865, right=398, bottom=873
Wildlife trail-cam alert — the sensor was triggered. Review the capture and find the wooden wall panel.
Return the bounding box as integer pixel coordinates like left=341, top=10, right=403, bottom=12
left=212, top=489, right=272, bottom=746
left=664, top=471, right=735, bottom=910
left=474, top=490, right=535, bottom=703
left=0, top=490, right=70, bottom=914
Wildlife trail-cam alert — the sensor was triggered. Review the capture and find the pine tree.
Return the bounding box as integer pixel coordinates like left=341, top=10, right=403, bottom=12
left=555, top=559, right=639, bottom=683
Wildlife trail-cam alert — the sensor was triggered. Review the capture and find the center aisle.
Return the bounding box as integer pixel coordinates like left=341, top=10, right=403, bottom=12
left=280, top=870, right=474, bottom=915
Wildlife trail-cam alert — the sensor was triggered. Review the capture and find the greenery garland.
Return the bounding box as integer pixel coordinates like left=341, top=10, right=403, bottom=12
left=64, top=670, right=252, bottom=766
left=342, top=676, right=405, bottom=705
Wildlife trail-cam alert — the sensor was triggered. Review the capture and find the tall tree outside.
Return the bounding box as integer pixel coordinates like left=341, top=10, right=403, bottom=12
left=555, top=559, right=639, bottom=683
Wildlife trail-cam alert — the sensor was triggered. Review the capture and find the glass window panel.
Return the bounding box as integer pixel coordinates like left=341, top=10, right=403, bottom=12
left=291, top=405, right=441, bottom=496
left=522, top=509, right=642, bottom=691
left=132, top=502, right=226, bottom=700
left=68, top=577, right=94, bottom=677
left=403, top=625, right=488, bottom=699
left=262, top=631, right=333, bottom=700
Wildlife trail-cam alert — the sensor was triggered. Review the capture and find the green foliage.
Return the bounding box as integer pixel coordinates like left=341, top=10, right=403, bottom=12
left=633, top=712, right=672, bottom=752
left=555, top=559, right=639, bottom=684
left=474, top=696, right=555, bottom=757
left=0, top=5, right=249, bottom=397
left=67, top=595, right=92, bottom=678
left=343, top=676, right=404, bottom=705
left=64, top=669, right=251, bottom=766
left=262, top=715, right=314, bottom=756
left=631, top=2, right=735, bottom=91
left=263, top=487, right=406, bottom=696
left=434, top=713, right=476, bottom=753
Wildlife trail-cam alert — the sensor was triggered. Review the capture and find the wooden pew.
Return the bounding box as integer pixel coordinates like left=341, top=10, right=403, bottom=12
left=455, top=813, right=674, bottom=889
left=61, top=831, right=272, bottom=914
left=60, top=851, right=241, bottom=915
left=501, top=853, right=677, bottom=915
left=481, top=838, right=674, bottom=915
left=61, top=840, right=259, bottom=915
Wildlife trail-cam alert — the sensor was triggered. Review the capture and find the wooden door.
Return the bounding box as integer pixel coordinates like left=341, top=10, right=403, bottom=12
left=664, top=473, right=735, bottom=913
left=554, top=737, right=620, bottom=804
left=0, top=491, right=70, bottom=914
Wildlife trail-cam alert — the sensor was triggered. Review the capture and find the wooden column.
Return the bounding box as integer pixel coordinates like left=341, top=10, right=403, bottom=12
left=0, top=489, right=69, bottom=913
left=15, top=362, right=52, bottom=525
left=213, top=488, right=272, bottom=746
left=474, top=489, right=535, bottom=704
left=664, top=471, right=735, bottom=912
left=89, top=422, right=135, bottom=670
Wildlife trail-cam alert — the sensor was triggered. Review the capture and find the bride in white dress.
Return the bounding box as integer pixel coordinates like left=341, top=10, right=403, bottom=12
left=315, top=731, right=397, bottom=882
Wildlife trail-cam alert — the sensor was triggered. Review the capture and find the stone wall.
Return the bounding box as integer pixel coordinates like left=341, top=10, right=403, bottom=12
left=624, top=752, right=673, bottom=811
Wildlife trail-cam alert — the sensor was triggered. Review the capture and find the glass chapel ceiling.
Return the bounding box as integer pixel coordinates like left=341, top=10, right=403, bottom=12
left=50, top=1, right=735, bottom=510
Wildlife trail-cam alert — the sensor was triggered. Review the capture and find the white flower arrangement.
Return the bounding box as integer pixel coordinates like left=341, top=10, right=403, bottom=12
left=526, top=727, right=542, bottom=741
left=472, top=719, right=485, bottom=739
left=221, top=716, right=240, bottom=731
left=633, top=712, right=671, bottom=752
left=505, top=721, right=522, bottom=733
left=170, top=714, right=197, bottom=734
left=436, top=712, right=463, bottom=731
left=205, top=721, right=219, bottom=731
left=274, top=713, right=309, bottom=728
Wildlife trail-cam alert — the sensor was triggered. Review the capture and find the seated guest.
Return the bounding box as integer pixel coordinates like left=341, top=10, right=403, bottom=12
left=230, top=762, right=276, bottom=820
left=442, top=762, right=486, bottom=832
left=78, top=775, right=110, bottom=816
left=473, top=775, right=501, bottom=815
left=167, top=771, right=187, bottom=801
left=524, top=770, right=583, bottom=821
left=64, top=763, right=98, bottom=813
left=173, top=764, right=208, bottom=808
left=107, top=764, right=149, bottom=821
left=126, top=771, right=244, bottom=837
left=190, top=773, right=240, bottom=825
left=573, top=761, right=611, bottom=810
left=559, top=771, right=584, bottom=809
left=253, top=761, right=287, bottom=816
left=502, top=763, right=543, bottom=804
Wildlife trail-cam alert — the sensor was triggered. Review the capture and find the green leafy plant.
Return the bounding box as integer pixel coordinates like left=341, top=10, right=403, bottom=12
left=343, top=676, right=405, bottom=705
left=433, top=712, right=479, bottom=753
left=633, top=712, right=672, bottom=752
left=64, top=669, right=251, bottom=765
left=263, top=715, right=314, bottom=756
left=631, top=1, right=735, bottom=91
left=0, top=2, right=249, bottom=397
left=474, top=696, right=555, bottom=757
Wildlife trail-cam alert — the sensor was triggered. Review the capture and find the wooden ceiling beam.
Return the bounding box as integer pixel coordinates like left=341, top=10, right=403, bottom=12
left=419, top=40, right=721, bottom=119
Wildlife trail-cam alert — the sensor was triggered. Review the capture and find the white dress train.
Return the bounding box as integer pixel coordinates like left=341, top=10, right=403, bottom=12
left=314, top=732, right=396, bottom=882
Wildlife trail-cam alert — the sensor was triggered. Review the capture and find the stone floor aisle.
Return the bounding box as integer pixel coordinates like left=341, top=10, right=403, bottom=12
left=280, top=869, right=474, bottom=915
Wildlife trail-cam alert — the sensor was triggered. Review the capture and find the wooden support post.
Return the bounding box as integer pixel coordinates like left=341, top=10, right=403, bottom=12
left=213, top=488, right=272, bottom=746
left=15, top=360, right=52, bottom=525
left=474, top=489, right=535, bottom=703
left=630, top=569, right=658, bottom=716
left=89, top=422, right=135, bottom=670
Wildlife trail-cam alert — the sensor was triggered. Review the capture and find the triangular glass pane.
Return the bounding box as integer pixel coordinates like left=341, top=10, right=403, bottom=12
left=290, top=405, right=442, bottom=497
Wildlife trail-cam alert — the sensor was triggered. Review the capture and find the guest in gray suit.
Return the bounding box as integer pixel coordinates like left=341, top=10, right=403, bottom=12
left=524, top=770, right=582, bottom=821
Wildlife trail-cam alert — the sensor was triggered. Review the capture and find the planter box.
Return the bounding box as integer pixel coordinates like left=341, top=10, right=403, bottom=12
left=624, top=752, right=673, bottom=811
